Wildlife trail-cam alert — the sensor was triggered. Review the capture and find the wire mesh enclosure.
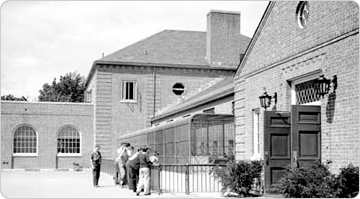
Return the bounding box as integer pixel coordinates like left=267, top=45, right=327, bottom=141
left=119, top=114, right=235, bottom=165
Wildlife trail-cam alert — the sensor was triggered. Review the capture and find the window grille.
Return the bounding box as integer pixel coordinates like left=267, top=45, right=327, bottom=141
left=13, top=126, right=37, bottom=154
left=295, top=79, right=321, bottom=104
left=85, top=90, right=92, bottom=103
left=121, top=81, right=137, bottom=102
left=57, top=126, right=80, bottom=153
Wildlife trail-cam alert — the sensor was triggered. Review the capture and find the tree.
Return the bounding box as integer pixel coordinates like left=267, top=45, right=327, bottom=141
left=1, top=94, right=27, bottom=101
left=38, top=72, right=86, bottom=102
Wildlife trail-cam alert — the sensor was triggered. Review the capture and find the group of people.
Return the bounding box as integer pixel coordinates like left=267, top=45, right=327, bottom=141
left=90, top=143, right=159, bottom=196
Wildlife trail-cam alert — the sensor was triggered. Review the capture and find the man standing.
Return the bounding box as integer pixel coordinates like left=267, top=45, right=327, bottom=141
left=90, top=144, right=102, bottom=187
left=127, top=146, right=141, bottom=192
left=136, top=146, right=152, bottom=196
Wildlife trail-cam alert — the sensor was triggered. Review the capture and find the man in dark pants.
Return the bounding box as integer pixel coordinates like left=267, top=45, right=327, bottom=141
left=90, top=144, right=102, bottom=187
left=126, top=147, right=141, bottom=192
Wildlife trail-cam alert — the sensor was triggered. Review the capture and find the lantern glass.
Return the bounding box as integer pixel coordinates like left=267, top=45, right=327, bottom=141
left=259, top=92, right=271, bottom=110
left=313, top=75, right=331, bottom=97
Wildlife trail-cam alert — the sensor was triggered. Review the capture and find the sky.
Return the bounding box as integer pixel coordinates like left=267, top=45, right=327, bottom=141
left=1, top=1, right=269, bottom=101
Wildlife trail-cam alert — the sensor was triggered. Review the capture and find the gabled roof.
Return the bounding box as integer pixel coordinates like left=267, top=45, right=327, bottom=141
left=86, top=29, right=250, bottom=87
left=151, top=76, right=234, bottom=122
left=235, top=1, right=273, bottom=77
left=99, top=29, right=251, bottom=67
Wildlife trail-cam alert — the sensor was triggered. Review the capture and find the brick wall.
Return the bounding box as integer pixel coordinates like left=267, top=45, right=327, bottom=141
left=1, top=101, right=93, bottom=169
left=234, top=1, right=359, bottom=173
left=93, top=64, right=235, bottom=159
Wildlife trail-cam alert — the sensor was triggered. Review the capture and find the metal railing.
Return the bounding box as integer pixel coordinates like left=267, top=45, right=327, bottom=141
left=100, top=160, right=224, bottom=195
left=150, top=164, right=225, bottom=195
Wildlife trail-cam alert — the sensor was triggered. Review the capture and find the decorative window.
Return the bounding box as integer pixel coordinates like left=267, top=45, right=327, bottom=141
left=290, top=72, right=321, bottom=105
left=296, top=1, right=309, bottom=29
left=13, top=125, right=37, bottom=155
left=172, top=82, right=185, bottom=95
left=121, top=81, right=137, bottom=102
left=295, top=79, right=321, bottom=104
left=57, top=126, right=80, bottom=154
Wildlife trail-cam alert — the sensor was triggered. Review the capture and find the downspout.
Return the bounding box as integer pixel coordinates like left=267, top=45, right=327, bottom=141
left=153, top=66, right=156, bottom=118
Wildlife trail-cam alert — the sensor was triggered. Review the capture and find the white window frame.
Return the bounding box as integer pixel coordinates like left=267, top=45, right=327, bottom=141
left=291, top=72, right=321, bottom=106
left=56, top=125, right=81, bottom=157
left=121, top=80, right=137, bottom=103
left=13, top=125, right=38, bottom=157
left=251, top=109, right=261, bottom=160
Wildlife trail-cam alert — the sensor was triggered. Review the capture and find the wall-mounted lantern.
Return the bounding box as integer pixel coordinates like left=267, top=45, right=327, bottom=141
left=259, top=92, right=277, bottom=110
left=313, top=75, right=337, bottom=97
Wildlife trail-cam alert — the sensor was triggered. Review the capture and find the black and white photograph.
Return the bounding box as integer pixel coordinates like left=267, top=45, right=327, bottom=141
left=1, top=1, right=359, bottom=198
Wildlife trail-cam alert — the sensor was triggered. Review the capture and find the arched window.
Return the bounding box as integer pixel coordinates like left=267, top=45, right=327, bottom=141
left=57, top=126, right=80, bottom=154
left=13, top=125, right=37, bottom=154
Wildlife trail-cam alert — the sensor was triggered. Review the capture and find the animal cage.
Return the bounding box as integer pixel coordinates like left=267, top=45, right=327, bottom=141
left=119, top=114, right=235, bottom=165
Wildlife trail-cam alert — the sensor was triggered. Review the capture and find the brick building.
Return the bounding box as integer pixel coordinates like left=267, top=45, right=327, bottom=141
left=1, top=101, right=93, bottom=169
left=85, top=10, right=250, bottom=159
left=234, top=1, right=359, bottom=190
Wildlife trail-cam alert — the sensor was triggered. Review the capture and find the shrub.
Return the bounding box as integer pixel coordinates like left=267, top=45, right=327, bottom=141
left=275, top=161, right=359, bottom=198
left=335, top=164, right=359, bottom=198
left=212, top=160, right=263, bottom=197
left=276, top=161, right=336, bottom=198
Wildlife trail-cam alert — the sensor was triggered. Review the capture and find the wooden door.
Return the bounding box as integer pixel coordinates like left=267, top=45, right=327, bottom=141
left=264, top=111, right=291, bottom=191
left=291, top=105, right=321, bottom=168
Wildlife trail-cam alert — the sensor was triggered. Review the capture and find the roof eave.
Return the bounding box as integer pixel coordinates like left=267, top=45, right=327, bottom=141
left=94, top=60, right=238, bottom=70
left=235, top=1, right=275, bottom=78
left=151, top=86, right=234, bottom=123
left=85, top=60, right=237, bottom=87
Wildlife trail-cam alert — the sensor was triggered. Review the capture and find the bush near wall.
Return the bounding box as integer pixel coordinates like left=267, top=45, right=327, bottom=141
left=276, top=161, right=359, bottom=198
left=212, top=160, right=263, bottom=197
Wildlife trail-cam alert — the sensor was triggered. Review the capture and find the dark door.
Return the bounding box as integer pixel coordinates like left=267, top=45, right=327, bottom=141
left=291, top=105, right=321, bottom=168
left=264, top=111, right=291, bottom=192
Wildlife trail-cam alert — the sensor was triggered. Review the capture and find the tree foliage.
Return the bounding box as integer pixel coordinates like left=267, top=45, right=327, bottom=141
left=1, top=94, right=27, bottom=101
left=38, top=72, right=86, bottom=102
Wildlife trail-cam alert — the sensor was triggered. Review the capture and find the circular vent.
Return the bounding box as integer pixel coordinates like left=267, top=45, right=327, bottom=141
left=172, top=83, right=185, bottom=95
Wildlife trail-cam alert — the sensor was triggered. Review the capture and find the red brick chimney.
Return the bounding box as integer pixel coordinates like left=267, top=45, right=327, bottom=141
left=206, top=10, right=241, bottom=67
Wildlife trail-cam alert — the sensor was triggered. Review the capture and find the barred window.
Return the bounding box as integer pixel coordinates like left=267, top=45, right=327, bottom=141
left=121, top=81, right=137, bottom=102
left=13, top=126, right=37, bottom=154
left=295, top=79, right=321, bottom=105
left=57, top=126, right=80, bottom=154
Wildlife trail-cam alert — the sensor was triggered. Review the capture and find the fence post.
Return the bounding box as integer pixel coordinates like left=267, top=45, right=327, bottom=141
left=158, top=165, right=162, bottom=195
left=185, top=164, right=190, bottom=195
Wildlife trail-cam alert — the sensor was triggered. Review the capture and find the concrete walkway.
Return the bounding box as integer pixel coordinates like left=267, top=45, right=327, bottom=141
left=0, top=170, right=224, bottom=198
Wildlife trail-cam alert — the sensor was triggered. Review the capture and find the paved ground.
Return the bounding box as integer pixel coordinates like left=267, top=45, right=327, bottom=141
left=0, top=170, right=225, bottom=198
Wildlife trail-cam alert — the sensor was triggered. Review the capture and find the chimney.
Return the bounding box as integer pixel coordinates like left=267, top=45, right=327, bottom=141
left=206, top=10, right=241, bottom=67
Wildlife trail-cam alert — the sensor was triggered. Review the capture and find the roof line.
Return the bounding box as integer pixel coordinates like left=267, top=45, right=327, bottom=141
left=235, top=1, right=275, bottom=77
left=85, top=60, right=237, bottom=87
left=151, top=86, right=234, bottom=122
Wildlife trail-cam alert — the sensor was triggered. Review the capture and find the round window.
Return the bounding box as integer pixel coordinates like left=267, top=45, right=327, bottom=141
left=296, top=1, right=309, bottom=29
left=172, top=83, right=185, bottom=95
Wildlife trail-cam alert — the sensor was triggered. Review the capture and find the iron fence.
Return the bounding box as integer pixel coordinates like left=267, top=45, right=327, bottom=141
left=100, top=160, right=225, bottom=195
left=150, top=164, right=225, bottom=195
